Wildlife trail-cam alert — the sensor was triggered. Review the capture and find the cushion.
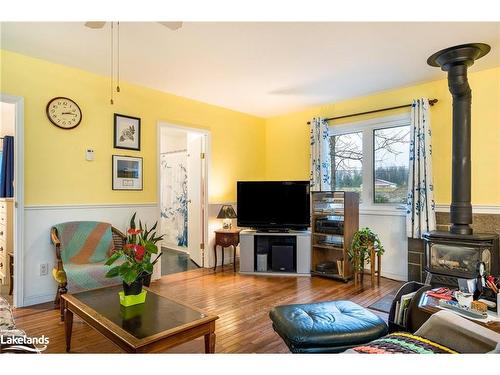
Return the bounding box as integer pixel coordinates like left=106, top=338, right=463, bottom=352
left=269, top=300, right=388, bottom=353
left=64, top=262, right=122, bottom=293
left=351, top=332, right=458, bottom=354
left=53, top=221, right=114, bottom=264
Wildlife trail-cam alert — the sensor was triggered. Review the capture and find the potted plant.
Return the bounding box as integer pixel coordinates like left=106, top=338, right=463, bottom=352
left=348, top=227, right=385, bottom=277
left=105, top=213, right=164, bottom=299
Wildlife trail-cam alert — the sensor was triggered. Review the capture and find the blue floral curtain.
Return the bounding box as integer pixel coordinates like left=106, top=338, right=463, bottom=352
left=160, top=151, right=188, bottom=247
left=406, top=99, right=436, bottom=238
left=309, top=118, right=331, bottom=192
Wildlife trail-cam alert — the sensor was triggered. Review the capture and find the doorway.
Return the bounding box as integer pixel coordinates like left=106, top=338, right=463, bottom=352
left=0, top=94, right=24, bottom=307
left=158, top=123, right=209, bottom=275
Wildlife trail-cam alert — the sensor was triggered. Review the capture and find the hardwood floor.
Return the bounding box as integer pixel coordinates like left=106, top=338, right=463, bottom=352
left=13, top=266, right=401, bottom=353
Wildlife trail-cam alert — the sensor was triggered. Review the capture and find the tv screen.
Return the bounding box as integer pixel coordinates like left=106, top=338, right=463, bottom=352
left=237, top=181, right=310, bottom=230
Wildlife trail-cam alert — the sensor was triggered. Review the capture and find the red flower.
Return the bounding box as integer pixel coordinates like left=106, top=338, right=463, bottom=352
left=124, top=243, right=135, bottom=250
left=134, top=245, right=145, bottom=262
left=128, top=228, right=143, bottom=235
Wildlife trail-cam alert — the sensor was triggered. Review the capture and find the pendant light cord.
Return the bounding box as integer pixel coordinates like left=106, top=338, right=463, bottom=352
left=116, top=21, right=120, bottom=93
left=110, top=22, right=114, bottom=105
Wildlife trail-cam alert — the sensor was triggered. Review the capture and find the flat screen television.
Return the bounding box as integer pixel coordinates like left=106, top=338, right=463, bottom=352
left=237, top=181, right=310, bottom=230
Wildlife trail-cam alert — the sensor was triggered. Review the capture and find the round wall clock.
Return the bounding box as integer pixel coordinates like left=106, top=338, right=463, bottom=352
left=46, top=97, right=82, bottom=129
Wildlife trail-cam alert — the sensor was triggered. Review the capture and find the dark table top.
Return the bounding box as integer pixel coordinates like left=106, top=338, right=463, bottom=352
left=63, top=285, right=216, bottom=340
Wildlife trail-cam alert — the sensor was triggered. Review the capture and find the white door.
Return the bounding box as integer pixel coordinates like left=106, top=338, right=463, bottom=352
left=186, top=133, right=204, bottom=267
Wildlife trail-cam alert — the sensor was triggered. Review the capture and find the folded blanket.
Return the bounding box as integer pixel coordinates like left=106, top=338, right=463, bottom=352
left=351, top=332, right=458, bottom=354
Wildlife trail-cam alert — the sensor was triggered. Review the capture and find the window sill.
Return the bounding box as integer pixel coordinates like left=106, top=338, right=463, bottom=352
left=359, top=206, right=407, bottom=217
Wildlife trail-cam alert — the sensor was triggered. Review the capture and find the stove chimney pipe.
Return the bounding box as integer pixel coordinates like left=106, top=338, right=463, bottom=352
left=427, top=43, right=490, bottom=235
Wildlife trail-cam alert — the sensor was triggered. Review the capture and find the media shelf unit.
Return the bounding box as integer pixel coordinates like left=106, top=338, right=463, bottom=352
left=239, top=230, right=311, bottom=276
left=311, top=191, right=359, bottom=282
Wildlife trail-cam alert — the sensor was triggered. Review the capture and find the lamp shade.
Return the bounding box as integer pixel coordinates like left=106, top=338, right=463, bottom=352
left=217, top=205, right=237, bottom=219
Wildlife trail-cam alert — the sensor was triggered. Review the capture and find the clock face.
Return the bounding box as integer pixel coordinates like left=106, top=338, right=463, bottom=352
left=46, top=97, right=82, bottom=129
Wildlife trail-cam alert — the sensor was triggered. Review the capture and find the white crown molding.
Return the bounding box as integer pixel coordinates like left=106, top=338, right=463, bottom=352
left=435, top=204, right=500, bottom=214
left=24, top=202, right=158, bottom=210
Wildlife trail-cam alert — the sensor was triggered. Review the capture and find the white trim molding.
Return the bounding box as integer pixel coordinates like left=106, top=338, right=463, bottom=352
left=25, top=202, right=158, bottom=210
left=435, top=204, right=500, bottom=215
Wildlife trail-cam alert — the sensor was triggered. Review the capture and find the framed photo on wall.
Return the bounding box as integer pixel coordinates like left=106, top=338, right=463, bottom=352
left=114, top=113, right=141, bottom=151
left=112, top=155, right=143, bottom=190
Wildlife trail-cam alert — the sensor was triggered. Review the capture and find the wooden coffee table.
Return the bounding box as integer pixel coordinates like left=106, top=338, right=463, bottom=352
left=61, top=285, right=218, bottom=353
left=418, top=293, right=500, bottom=333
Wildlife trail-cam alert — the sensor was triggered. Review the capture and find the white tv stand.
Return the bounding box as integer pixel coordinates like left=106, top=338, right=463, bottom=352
left=239, top=229, right=311, bottom=276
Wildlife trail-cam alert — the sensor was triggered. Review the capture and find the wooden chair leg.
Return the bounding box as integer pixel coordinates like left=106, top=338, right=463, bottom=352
left=56, top=283, right=67, bottom=322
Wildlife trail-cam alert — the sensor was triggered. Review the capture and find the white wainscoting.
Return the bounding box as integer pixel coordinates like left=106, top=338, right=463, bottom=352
left=359, top=211, right=408, bottom=281
left=22, top=203, right=159, bottom=307
left=358, top=204, right=500, bottom=282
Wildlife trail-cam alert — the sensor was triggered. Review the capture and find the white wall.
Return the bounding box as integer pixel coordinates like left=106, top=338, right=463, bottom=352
left=160, top=127, right=187, bottom=153
left=22, top=203, right=158, bottom=306
left=360, top=211, right=407, bottom=281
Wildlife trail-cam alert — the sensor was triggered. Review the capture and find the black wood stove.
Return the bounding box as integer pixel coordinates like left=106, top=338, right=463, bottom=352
left=423, top=43, right=499, bottom=286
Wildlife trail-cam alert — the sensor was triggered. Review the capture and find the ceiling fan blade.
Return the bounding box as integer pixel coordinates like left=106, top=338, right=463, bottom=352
left=158, top=22, right=183, bottom=31
left=84, top=21, right=107, bottom=29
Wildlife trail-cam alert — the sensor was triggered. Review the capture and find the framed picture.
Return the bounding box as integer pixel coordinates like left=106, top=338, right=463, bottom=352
left=112, top=155, right=143, bottom=190
left=114, top=113, right=141, bottom=151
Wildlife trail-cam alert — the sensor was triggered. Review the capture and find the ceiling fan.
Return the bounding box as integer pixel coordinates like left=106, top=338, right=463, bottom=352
left=84, top=21, right=183, bottom=31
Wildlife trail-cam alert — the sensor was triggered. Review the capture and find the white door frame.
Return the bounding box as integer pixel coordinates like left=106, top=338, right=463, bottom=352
left=0, top=94, right=25, bottom=307
left=157, top=121, right=210, bottom=268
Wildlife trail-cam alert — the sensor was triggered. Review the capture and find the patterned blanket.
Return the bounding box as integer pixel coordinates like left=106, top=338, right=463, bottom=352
left=52, top=221, right=121, bottom=292
left=352, top=332, right=458, bottom=354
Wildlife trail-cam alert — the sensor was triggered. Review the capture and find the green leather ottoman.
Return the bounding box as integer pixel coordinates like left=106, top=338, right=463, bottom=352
left=269, top=300, right=388, bottom=353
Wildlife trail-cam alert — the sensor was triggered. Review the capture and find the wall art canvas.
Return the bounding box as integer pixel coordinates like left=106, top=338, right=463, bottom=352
left=114, top=113, right=141, bottom=150
left=160, top=152, right=188, bottom=248
left=112, top=155, right=143, bottom=190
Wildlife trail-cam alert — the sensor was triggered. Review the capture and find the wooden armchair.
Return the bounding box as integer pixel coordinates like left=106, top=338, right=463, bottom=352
left=51, top=221, right=126, bottom=320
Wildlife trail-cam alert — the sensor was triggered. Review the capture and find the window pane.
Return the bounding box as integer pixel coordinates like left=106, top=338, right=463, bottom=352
left=374, top=125, right=410, bottom=204
left=329, top=132, right=363, bottom=196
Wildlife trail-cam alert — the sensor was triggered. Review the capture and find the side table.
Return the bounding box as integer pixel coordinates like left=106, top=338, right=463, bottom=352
left=214, top=229, right=241, bottom=272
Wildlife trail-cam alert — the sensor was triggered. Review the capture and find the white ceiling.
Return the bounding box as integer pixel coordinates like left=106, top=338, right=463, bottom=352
left=1, top=22, right=499, bottom=117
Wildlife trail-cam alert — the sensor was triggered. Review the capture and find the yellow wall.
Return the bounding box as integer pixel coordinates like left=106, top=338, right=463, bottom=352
left=0, top=50, right=266, bottom=205
left=265, top=67, right=500, bottom=205
left=1, top=49, right=499, bottom=206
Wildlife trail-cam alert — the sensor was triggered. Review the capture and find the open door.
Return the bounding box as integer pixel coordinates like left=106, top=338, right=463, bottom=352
left=186, top=133, right=204, bottom=267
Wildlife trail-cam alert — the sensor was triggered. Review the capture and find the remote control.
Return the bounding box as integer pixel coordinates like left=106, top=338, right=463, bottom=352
left=439, top=300, right=488, bottom=319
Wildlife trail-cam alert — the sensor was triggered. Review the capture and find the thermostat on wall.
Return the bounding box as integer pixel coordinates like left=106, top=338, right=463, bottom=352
left=86, top=149, right=95, bottom=161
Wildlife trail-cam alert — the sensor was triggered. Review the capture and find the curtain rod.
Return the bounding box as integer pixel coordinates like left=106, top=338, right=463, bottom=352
left=306, top=98, right=438, bottom=125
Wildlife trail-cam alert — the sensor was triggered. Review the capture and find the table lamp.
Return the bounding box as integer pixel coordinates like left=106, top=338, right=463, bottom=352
left=217, top=205, right=237, bottom=230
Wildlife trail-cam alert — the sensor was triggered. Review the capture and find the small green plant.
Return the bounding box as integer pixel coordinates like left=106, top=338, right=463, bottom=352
left=348, top=227, right=384, bottom=272
left=105, top=213, right=164, bottom=285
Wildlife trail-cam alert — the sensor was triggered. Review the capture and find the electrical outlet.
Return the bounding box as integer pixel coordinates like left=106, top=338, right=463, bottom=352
left=40, top=263, right=49, bottom=276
